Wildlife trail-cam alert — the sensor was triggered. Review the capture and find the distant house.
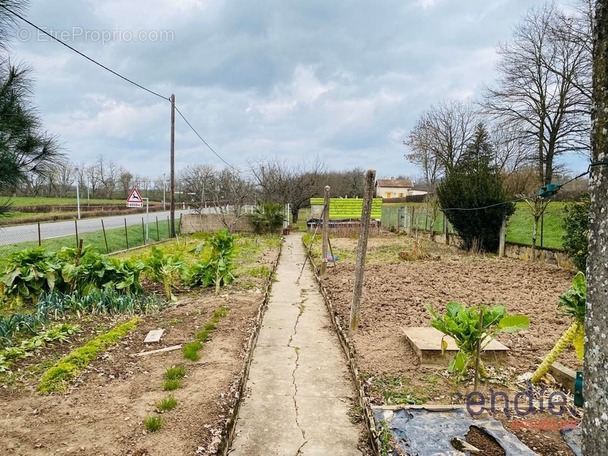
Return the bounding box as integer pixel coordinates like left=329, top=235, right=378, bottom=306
left=375, top=178, right=415, bottom=199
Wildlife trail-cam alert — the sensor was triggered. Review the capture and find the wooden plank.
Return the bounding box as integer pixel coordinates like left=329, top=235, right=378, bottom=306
left=134, top=345, right=182, bottom=357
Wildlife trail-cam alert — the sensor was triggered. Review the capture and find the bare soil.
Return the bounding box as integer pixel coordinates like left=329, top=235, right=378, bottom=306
left=0, top=248, right=280, bottom=456
left=320, top=232, right=581, bottom=456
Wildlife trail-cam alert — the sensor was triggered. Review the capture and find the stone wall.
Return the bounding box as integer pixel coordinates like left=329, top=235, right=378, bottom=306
left=180, top=213, right=255, bottom=234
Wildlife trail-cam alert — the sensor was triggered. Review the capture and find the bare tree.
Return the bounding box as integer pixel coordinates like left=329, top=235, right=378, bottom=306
left=208, top=169, right=255, bottom=232
left=179, top=164, right=215, bottom=213
left=250, top=157, right=325, bottom=222
left=118, top=168, right=134, bottom=199
left=484, top=3, right=591, bottom=186
left=582, top=0, right=608, bottom=451
left=404, top=100, right=478, bottom=185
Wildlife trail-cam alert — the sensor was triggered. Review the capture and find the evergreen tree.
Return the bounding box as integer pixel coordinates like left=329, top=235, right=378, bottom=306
left=437, top=123, right=514, bottom=252
left=1, top=3, right=62, bottom=211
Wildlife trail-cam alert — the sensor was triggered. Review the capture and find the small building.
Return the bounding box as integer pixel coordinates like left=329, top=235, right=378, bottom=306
left=375, top=178, right=415, bottom=199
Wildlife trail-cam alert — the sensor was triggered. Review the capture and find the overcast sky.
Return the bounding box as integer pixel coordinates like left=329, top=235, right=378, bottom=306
left=7, top=0, right=588, bottom=181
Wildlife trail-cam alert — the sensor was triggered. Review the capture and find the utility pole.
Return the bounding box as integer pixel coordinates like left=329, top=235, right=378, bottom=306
left=583, top=1, right=608, bottom=453
left=169, top=94, right=176, bottom=237
left=349, top=169, right=376, bottom=333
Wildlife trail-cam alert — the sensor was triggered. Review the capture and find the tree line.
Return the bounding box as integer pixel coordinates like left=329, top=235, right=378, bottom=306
left=404, top=1, right=593, bottom=196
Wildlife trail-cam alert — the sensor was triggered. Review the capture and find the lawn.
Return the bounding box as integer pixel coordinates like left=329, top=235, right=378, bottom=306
left=0, top=220, right=180, bottom=261
left=381, top=201, right=568, bottom=250
left=3, top=196, right=131, bottom=207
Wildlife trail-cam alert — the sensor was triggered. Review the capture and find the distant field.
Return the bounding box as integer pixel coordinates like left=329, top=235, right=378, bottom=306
left=381, top=201, right=569, bottom=250
left=2, top=196, right=129, bottom=206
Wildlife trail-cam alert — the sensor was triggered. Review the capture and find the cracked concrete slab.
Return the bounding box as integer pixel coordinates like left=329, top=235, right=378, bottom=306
left=230, top=234, right=362, bottom=456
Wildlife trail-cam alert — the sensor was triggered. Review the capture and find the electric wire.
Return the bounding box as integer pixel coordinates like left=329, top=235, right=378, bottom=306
left=0, top=5, right=170, bottom=102
left=174, top=105, right=239, bottom=173
left=3, top=5, right=240, bottom=171
left=440, top=161, right=607, bottom=213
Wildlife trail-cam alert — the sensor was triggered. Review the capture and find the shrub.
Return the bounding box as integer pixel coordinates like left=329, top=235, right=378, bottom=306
left=437, top=123, right=515, bottom=252
left=251, top=202, right=284, bottom=234
left=562, top=198, right=589, bottom=271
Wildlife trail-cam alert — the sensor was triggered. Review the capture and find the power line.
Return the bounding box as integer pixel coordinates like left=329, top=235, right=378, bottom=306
left=1, top=5, right=170, bottom=101
left=3, top=5, right=239, bottom=171
left=174, top=105, right=239, bottom=172
left=441, top=197, right=526, bottom=212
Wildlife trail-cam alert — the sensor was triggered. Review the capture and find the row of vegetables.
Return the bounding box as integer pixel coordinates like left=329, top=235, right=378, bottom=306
left=0, top=229, right=237, bottom=350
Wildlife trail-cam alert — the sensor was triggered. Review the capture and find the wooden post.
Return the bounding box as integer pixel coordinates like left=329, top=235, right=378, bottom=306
left=124, top=218, right=129, bottom=249
left=156, top=216, right=160, bottom=242
left=407, top=206, right=414, bottom=235
left=101, top=219, right=109, bottom=253
left=321, top=186, right=330, bottom=276
left=443, top=214, right=449, bottom=245
left=141, top=217, right=146, bottom=245
left=74, top=220, right=79, bottom=248
left=349, top=169, right=376, bottom=333
left=37, top=222, right=41, bottom=246
left=169, top=93, right=176, bottom=238
left=498, top=218, right=507, bottom=258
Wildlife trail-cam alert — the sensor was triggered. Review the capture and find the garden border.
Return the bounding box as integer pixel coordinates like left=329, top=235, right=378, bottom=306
left=217, top=238, right=283, bottom=455
left=304, top=240, right=381, bottom=456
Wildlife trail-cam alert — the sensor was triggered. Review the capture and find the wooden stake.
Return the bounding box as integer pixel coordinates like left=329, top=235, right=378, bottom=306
left=101, top=219, right=109, bottom=253
left=321, top=185, right=330, bottom=276
left=349, top=169, right=376, bottom=333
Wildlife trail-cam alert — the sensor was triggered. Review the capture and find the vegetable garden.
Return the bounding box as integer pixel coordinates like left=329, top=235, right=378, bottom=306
left=0, top=230, right=281, bottom=455
left=307, top=232, right=582, bottom=455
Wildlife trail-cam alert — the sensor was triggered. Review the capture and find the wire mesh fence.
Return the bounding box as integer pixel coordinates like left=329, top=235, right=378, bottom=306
left=0, top=214, right=181, bottom=257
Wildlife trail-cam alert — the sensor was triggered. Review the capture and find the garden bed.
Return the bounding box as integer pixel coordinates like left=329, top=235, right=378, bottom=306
left=317, top=232, right=581, bottom=455
left=0, top=235, right=281, bottom=455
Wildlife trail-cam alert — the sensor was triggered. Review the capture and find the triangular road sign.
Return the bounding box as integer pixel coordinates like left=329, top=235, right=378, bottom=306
left=127, top=188, right=143, bottom=203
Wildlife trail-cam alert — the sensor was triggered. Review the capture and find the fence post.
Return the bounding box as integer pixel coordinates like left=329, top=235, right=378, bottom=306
left=443, top=214, right=449, bottom=245
left=167, top=216, right=170, bottom=237
left=141, top=217, right=146, bottom=245
left=38, top=222, right=42, bottom=247
left=350, top=169, right=376, bottom=333
left=407, top=206, right=414, bottom=235
left=124, top=218, right=129, bottom=249
left=156, top=216, right=160, bottom=242
left=101, top=220, right=109, bottom=253
left=321, top=186, right=330, bottom=276
left=499, top=218, right=507, bottom=258
left=74, top=220, right=79, bottom=248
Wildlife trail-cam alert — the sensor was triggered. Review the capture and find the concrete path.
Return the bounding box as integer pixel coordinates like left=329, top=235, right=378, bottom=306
left=230, top=234, right=362, bottom=456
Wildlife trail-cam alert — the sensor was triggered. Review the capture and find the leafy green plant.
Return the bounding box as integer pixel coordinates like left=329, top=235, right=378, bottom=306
left=1, top=247, right=62, bottom=302
left=144, top=415, right=162, bottom=432
left=251, top=202, right=284, bottom=234
left=156, top=396, right=178, bottom=412
left=426, top=302, right=529, bottom=379
left=562, top=198, right=589, bottom=272
left=531, top=272, right=586, bottom=383
left=186, top=230, right=236, bottom=293
left=0, top=324, right=80, bottom=372
left=38, top=318, right=139, bottom=393
left=144, top=247, right=184, bottom=300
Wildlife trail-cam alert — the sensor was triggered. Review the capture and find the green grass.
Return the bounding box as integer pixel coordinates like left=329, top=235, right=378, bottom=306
left=381, top=201, right=568, bottom=249
left=196, top=329, right=212, bottom=342
left=183, top=341, right=203, bottom=361
left=156, top=396, right=178, bottom=411
left=37, top=318, right=139, bottom=394
left=144, top=415, right=162, bottom=432
left=163, top=379, right=181, bottom=391
left=2, top=196, right=130, bottom=207
left=505, top=202, right=566, bottom=249
left=165, top=365, right=186, bottom=381
left=0, top=219, right=180, bottom=260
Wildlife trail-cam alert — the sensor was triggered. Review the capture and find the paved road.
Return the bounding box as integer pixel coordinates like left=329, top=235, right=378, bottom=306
left=0, top=210, right=190, bottom=246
